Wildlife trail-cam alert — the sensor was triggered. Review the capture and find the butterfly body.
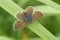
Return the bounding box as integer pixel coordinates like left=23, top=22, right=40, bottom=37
left=23, top=12, right=32, bottom=23
left=13, top=6, right=43, bottom=30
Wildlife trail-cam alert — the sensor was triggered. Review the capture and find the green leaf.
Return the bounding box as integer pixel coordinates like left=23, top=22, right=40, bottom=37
left=0, top=36, right=14, bottom=40
left=38, top=0, right=60, bottom=11
left=28, top=21, right=58, bottom=40
left=0, top=0, right=23, bottom=17
left=17, top=0, right=29, bottom=7
left=34, top=5, right=60, bottom=14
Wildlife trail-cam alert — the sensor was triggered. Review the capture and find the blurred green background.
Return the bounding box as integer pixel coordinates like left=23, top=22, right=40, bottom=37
left=0, top=0, right=60, bottom=40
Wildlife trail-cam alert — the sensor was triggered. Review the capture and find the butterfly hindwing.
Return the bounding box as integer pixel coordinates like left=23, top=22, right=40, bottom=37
left=24, top=6, right=33, bottom=16
left=13, top=20, right=26, bottom=30
left=32, top=11, right=43, bottom=20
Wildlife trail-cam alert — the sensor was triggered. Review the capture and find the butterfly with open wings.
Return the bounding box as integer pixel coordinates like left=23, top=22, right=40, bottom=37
left=13, top=6, right=43, bottom=31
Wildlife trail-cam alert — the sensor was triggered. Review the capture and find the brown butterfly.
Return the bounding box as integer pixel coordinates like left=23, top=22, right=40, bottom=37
left=13, top=6, right=43, bottom=31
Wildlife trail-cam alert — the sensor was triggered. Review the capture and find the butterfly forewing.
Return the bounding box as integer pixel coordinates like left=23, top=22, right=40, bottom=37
left=16, top=12, right=24, bottom=21
left=13, top=20, right=26, bottom=30
left=24, top=6, right=33, bottom=16
left=32, top=11, right=43, bottom=20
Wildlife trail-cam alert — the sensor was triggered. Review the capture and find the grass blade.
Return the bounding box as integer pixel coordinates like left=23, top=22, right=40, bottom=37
left=0, top=0, right=23, bottom=17
left=17, top=0, right=29, bottom=7
left=34, top=5, right=60, bottom=14
left=28, top=21, right=57, bottom=40
left=38, top=0, right=60, bottom=11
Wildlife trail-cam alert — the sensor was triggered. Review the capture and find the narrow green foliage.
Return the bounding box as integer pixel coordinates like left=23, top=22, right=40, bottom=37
left=0, top=0, right=58, bottom=40
left=38, top=0, right=60, bottom=11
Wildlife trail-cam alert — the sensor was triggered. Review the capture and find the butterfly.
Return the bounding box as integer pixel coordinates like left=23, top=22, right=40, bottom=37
left=13, top=6, right=43, bottom=31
